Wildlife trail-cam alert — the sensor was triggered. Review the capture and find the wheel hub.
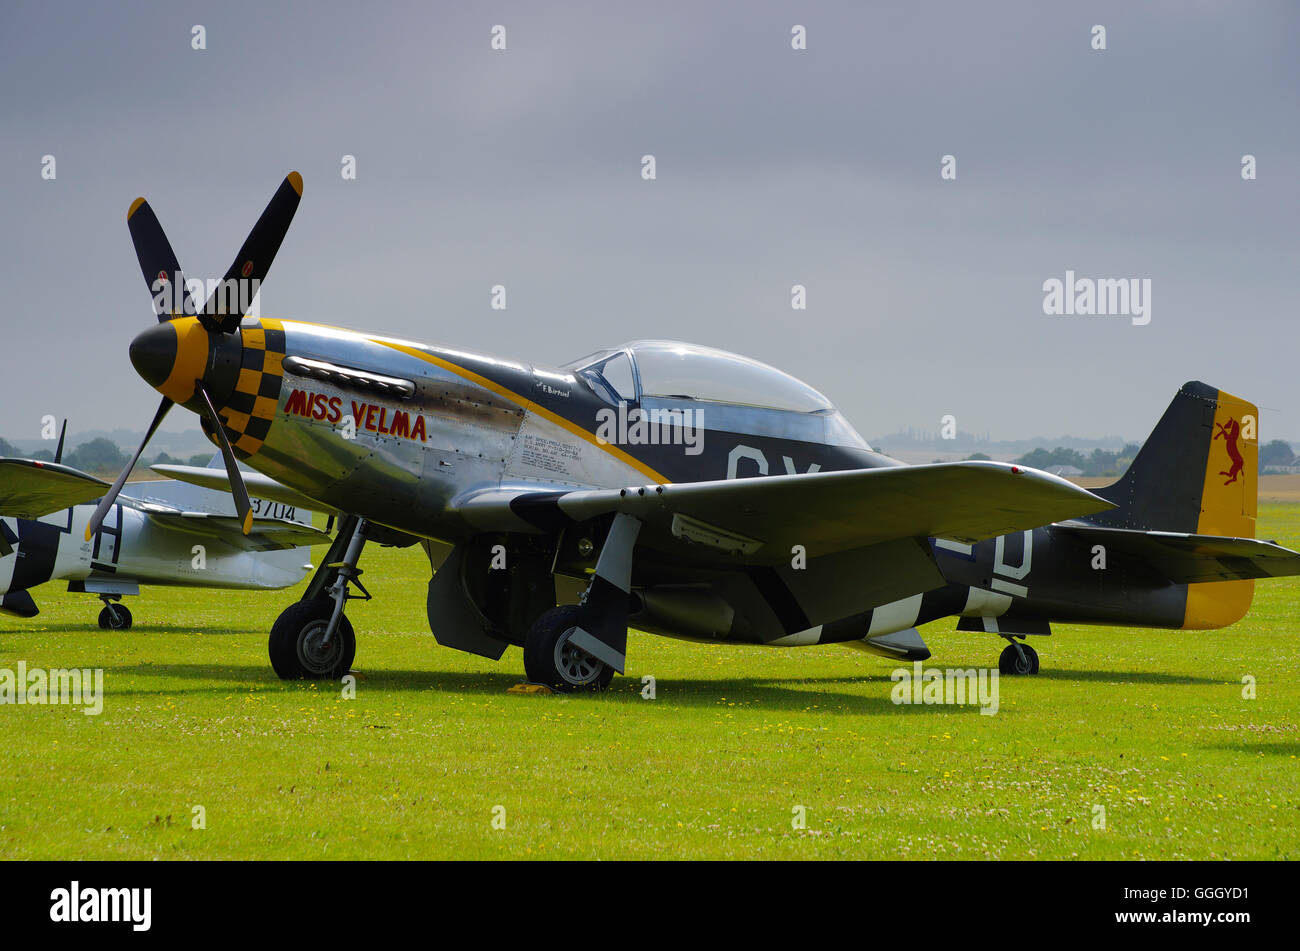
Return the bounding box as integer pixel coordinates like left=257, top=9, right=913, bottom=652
left=554, top=628, right=603, bottom=686
left=298, top=619, right=341, bottom=674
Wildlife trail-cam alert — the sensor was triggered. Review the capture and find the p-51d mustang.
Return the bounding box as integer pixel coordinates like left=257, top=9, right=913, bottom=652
left=87, top=171, right=1300, bottom=690
left=1, top=437, right=329, bottom=629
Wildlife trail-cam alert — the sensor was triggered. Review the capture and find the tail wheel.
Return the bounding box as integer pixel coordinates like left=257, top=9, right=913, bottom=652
left=269, top=597, right=356, bottom=680
left=523, top=605, right=615, bottom=693
left=998, top=642, right=1039, bottom=675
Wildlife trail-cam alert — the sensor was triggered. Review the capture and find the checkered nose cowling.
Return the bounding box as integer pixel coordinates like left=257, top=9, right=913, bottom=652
left=209, top=318, right=287, bottom=458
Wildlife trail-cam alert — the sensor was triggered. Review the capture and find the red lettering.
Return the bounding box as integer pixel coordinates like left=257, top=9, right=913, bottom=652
left=327, top=397, right=342, bottom=424
left=412, top=415, right=426, bottom=442
left=351, top=401, right=366, bottom=427
left=377, top=407, right=389, bottom=434
left=311, top=394, right=328, bottom=421
left=284, top=389, right=309, bottom=417
left=391, top=410, right=410, bottom=439
left=364, top=406, right=378, bottom=431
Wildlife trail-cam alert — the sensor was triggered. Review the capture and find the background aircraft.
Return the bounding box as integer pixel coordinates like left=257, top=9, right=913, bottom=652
left=1, top=437, right=330, bottom=629
left=89, top=173, right=1300, bottom=689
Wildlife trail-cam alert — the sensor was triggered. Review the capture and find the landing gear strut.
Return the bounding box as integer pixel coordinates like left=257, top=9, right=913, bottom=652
left=998, top=637, right=1039, bottom=675
left=269, top=516, right=369, bottom=680
left=522, top=513, right=641, bottom=692
left=97, top=595, right=132, bottom=631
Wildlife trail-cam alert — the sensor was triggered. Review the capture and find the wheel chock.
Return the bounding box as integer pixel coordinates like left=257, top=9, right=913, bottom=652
left=507, top=682, right=554, bottom=695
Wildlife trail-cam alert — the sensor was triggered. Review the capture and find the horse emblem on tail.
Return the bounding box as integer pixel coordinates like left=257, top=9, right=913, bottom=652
left=1214, top=418, right=1244, bottom=485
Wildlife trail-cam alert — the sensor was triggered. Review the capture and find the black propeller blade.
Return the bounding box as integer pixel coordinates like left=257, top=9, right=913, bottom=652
left=200, top=172, right=303, bottom=334
left=85, top=396, right=173, bottom=541
left=127, top=197, right=197, bottom=322
left=195, top=384, right=254, bottom=535
left=54, top=418, right=67, bottom=465
left=115, top=173, right=304, bottom=538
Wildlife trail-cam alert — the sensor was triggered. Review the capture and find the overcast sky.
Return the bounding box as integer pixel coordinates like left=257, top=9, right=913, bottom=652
left=2, top=0, right=1297, bottom=447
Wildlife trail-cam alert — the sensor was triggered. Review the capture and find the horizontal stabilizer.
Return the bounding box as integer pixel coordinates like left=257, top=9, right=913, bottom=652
left=0, top=459, right=109, bottom=519
left=0, top=589, right=39, bottom=619
left=1059, top=523, right=1300, bottom=583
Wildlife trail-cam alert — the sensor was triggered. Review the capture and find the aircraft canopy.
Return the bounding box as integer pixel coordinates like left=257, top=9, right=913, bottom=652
left=565, top=340, right=835, bottom=414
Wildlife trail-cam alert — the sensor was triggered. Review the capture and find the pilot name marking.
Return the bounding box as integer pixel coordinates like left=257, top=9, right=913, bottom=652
left=284, top=388, right=428, bottom=442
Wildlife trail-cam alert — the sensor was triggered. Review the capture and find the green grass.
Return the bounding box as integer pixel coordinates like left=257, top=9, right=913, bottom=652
left=3, top=506, right=1299, bottom=860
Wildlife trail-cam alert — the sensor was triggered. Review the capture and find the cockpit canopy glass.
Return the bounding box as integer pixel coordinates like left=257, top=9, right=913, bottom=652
left=563, top=340, right=870, bottom=450
left=566, top=340, right=834, bottom=413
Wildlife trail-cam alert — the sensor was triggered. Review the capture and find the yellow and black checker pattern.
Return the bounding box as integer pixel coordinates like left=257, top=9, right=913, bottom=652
left=217, top=318, right=286, bottom=458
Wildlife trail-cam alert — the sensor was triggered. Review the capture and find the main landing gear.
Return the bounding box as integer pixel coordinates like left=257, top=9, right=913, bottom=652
left=998, top=637, right=1039, bottom=675
left=270, top=515, right=369, bottom=680
left=522, top=604, right=616, bottom=692
left=522, top=513, right=641, bottom=693
left=97, top=595, right=132, bottom=630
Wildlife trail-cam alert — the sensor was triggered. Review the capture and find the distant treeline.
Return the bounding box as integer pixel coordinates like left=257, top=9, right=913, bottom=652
left=1013, top=444, right=1141, bottom=477
left=0, top=436, right=211, bottom=475
left=991, top=439, right=1297, bottom=477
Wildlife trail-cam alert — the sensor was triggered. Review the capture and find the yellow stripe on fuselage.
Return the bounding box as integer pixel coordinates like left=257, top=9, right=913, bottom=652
left=373, top=339, right=672, bottom=485
left=1183, top=388, right=1258, bottom=629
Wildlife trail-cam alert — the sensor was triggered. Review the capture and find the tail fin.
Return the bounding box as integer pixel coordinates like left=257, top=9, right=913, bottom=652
left=1091, top=381, right=1257, bottom=536
left=1090, top=381, right=1258, bottom=628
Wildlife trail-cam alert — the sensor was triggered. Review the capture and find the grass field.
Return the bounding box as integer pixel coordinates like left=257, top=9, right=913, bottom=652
left=2, top=505, right=1299, bottom=860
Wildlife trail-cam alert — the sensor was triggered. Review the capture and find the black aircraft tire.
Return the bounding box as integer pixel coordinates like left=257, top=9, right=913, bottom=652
left=998, top=643, right=1039, bottom=675
left=269, top=598, right=356, bottom=681
left=522, top=605, right=615, bottom=693
left=98, top=605, right=132, bottom=631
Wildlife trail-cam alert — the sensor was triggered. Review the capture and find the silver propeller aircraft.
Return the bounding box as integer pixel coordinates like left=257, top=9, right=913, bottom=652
left=1, top=438, right=329, bottom=629
left=87, top=172, right=1300, bottom=690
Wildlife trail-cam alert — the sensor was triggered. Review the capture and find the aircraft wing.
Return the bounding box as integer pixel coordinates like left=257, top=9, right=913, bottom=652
left=150, top=464, right=335, bottom=514
left=1057, top=524, right=1300, bottom=583
left=0, top=458, right=109, bottom=519
left=453, top=461, right=1115, bottom=565
left=142, top=511, right=332, bottom=552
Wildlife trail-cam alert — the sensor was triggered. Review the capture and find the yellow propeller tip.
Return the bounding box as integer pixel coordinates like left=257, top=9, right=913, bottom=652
left=83, top=527, right=93, bottom=542
left=127, top=197, right=146, bottom=219
left=242, top=511, right=253, bottom=535
left=287, top=172, right=303, bottom=196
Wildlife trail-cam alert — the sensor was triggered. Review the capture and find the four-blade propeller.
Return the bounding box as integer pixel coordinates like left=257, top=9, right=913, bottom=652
left=84, top=173, right=303, bottom=541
